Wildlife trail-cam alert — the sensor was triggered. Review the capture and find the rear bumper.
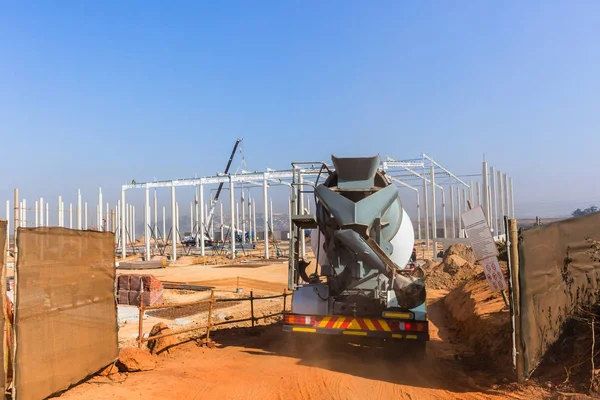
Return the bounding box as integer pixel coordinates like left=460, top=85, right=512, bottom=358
left=282, top=324, right=429, bottom=341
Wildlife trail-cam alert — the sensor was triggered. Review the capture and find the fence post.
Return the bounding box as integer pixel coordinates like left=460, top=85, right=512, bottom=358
left=138, top=296, right=145, bottom=349
left=206, top=290, right=214, bottom=343
left=508, top=218, right=525, bottom=382
left=250, top=290, right=255, bottom=327
left=283, top=288, right=287, bottom=315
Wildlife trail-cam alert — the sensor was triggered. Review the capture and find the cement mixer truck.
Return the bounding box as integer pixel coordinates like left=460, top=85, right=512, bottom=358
left=284, top=155, right=428, bottom=356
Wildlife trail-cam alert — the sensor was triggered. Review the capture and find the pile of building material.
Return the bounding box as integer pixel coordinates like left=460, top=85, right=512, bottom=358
left=117, top=274, right=164, bottom=307
left=117, top=259, right=167, bottom=270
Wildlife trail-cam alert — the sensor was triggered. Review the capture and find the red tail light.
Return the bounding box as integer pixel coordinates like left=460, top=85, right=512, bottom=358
left=403, top=322, right=427, bottom=332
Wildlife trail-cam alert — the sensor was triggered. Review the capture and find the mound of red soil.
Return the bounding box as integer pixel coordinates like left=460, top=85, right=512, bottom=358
left=443, top=274, right=511, bottom=372
left=117, top=348, right=156, bottom=372
left=422, top=244, right=481, bottom=290
left=443, top=243, right=476, bottom=265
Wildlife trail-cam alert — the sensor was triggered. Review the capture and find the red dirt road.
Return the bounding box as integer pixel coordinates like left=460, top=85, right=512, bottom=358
left=59, top=291, right=545, bottom=400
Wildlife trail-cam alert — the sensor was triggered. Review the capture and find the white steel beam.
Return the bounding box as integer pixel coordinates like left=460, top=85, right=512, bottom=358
left=98, top=188, right=103, bottom=231
left=457, top=187, right=462, bottom=238
left=171, top=185, right=176, bottom=261
left=145, top=187, right=151, bottom=261
left=58, top=196, right=63, bottom=227
left=503, top=173, right=509, bottom=219
left=229, top=178, right=235, bottom=259
left=430, top=166, right=437, bottom=239
left=422, top=153, right=470, bottom=188
left=450, top=186, right=455, bottom=238
left=121, top=189, right=126, bottom=258
left=162, top=206, right=166, bottom=242
left=263, top=176, right=269, bottom=259
left=175, top=203, right=179, bottom=243
left=199, top=182, right=205, bottom=256
left=77, top=189, right=82, bottom=230
left=490, top=166, right=497, bottom=235
left=39, top=197, right=44, bottom=227
left=422, top=177, right=429, bottom=250
left=441, top=189, right=447, bottom=238
left=220, top=202, right=224, bottom=241
left=248, top=198, right=253, bottom=244
left=241, top=191, right=246, bottom=244
left=252, top=200, right=256, bottom=247
left=497, top=170, right=504, bottom=235
left=482, top=161, right=489, bottom=224
left=153, top=191, right=158, bottom=249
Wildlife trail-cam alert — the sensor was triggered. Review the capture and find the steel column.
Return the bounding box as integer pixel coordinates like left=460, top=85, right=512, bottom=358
left=263, top=177, right=269, bottom=259
left=441, top=189, right=447, bottom=238
left=199, top=182, right=205, bottom=256
left=423, top=178, right=429, bottom=249
left=450, top=186, right=455, bottom=238
left=229, top=178, right=236, bottom=259
left=171, top=185, right=177, bottom=261
left=482, top=161, right=489, bottom=224
left=241, top=191, right=246, bottom=244
left=497, top=170, right=504, bottom=235
left=145, top=187, right=151, bottom=260
left=430, top=166, right=436, bottom=239
left=416, top=191, right=421, bottom=240
left=77, top=189, right=82, bottom=230
left=457, top=187, right=462, bottom=238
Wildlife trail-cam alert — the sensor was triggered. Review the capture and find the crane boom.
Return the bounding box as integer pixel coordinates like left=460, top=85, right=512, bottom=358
left=202, top=138, right=243, bottom=241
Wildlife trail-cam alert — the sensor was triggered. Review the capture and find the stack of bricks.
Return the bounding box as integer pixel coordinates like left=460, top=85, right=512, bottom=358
left=117, top=274, right=164, bottom=307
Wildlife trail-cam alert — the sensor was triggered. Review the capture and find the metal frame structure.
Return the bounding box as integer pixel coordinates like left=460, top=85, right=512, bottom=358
left=114, top=153, right=514, bottom=261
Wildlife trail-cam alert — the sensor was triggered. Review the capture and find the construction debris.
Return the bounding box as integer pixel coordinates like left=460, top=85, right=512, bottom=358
left=117, top=260, right=168, bottom=270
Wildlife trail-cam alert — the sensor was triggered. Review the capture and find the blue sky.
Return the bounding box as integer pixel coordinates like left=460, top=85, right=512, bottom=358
left=1, top=1, right=599, bottom=221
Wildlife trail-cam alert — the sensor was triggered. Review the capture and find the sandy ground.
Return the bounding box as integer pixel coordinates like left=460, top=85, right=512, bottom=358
left=59, top=284, right=547, bottom=400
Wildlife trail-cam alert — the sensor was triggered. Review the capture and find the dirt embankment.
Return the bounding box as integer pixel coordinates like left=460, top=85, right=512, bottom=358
left=422, top=244, right=512, bottom=373
left=444, top=275, right=512, bottom=372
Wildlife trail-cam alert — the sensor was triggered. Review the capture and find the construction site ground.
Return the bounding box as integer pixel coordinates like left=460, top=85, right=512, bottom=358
left=55, top=246, right=556, bottom=400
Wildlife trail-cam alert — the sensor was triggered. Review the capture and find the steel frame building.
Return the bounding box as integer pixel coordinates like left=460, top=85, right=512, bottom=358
left=118, top=154, right=514, bottom=262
